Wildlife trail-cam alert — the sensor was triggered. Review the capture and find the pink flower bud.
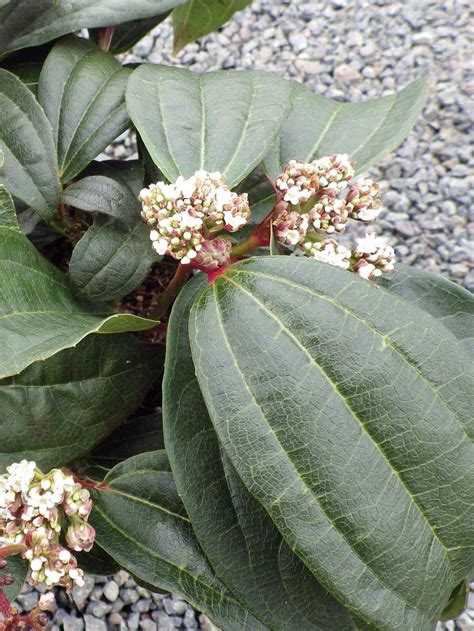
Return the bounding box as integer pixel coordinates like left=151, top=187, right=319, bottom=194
left=66, top=521, right=96, bottom=552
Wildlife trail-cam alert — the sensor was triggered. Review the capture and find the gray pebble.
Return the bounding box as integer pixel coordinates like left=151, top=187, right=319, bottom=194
left=16, top=591, right=38, bottom=611
left=87, top=600, right=113, bottom=617
left=127, top=612, right=140, bottom=631
left=84, top=614, right=107, bottom=631
left=72, top=575, right=95, bottom=610
left=122, top=588, right=140, bottom=605
left=63, top=614, right=85, bottom=631
left=109, top=612, right=126, bottom=628
left=132, top=598, right=152, bottom=613
left=104, top=580, right=120, bottom=602
left=183, top=608, right=198, bottom=630
left=153, top=612, right=175, bottom=630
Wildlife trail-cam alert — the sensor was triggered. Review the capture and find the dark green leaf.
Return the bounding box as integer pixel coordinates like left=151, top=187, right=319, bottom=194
left=76, top=544, right=120, bottom=577
left=0, top=69, right=60, bottom=222
left=2, top=555, right=29, bottom=604
left=91, top=413, right=164, bottom=465
left=126, top=65, right=292, bottom=187
left=0, top=334, right=162, bottom=470
left=439, top=580, right=468, bottom=622
left=90, top=453, right=268, bottom=630
left=0, top=199, right=158, bottom=379
left=3, top=61, right=43, bottom=96
left=236, top=165, right=275, bottom=225
left=264, top=79, right=429, bottom=178
left=63, top=164, right=155, bottom=302
left=89, top=12, right=171, bottom=55
left=38, top=37, right=131, bottom=183
left=164, top=275, right=359, bottom=631
left=62, top=175, right=141, bottom=225
left=379, top=264, right=474, bottom=353
left=81, top=159, right=145, bottom=198
left=68, top=216, right=156, bottom=303
left=190, top=256, right=474, bottom=631
left=0, top=0, right=186, bottom=58
left=173, top=0, right=251, bottom=54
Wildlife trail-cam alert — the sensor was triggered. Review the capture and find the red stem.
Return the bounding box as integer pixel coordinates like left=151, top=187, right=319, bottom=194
left=98, top=26, right=116, bottom=52
left=148, top=264, right=192, bottom=320
left=0, top=589, right=11, bottom=619
left=231, top=212, right=273, bottom=257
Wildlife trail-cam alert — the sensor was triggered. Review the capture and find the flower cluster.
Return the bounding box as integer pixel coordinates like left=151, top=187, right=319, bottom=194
left=140, top=170, right=250, bottom=267
left=304, top=235, right=395, bottom=280
left=0, top=461, right=96, bottom=591
left=273, top=156, right=394, bottom=280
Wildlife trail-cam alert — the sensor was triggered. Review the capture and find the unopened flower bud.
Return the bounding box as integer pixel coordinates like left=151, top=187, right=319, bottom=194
left=346, top=177, right=382, bottom=222
left=65, top=521, right=96, bottom=553
left=194, top=238, right=232, bottom=270
left=273, top=203, right=309, bottom=246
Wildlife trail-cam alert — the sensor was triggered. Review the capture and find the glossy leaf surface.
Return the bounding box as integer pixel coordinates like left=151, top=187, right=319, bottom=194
left=91, top=453, right=268, bottom=631
left=126, top=65, right=291, bottom=187
left=0, top=69, right=60, bottom=221
left=173, top=0, right=251, bottom=54
left=38, top=37, right=131, bottom=183
left=0, top=335, right=162, bottom=470
left=0, top=191, right=158, bottom=378
left=264, top=79, right=429, bottom=177
left=164, top=275, right=359, bottom=631
left=190, top=256, right=474, bottom=631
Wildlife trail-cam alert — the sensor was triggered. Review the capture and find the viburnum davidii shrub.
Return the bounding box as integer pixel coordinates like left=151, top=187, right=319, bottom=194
left=0, top=5, right=473, bottom=631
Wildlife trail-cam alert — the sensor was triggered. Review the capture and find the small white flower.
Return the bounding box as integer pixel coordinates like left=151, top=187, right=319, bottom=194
left=351, top=233, right=395, bottom=279
left=304, top=239, right=351, bottom=270
left=30, top=557, right=43, bottom=571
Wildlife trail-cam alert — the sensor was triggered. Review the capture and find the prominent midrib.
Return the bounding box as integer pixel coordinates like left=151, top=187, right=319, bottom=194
left=233, top=268, right=470, bottom=437
left=222, top=273, right=454, bottom=570
left=198, top=284, right=433, bottom=623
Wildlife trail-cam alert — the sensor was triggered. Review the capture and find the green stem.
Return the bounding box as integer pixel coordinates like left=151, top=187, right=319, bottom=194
left=148, top=264, right=192, bottom=321
left=231, top=233, right=263, bottom=257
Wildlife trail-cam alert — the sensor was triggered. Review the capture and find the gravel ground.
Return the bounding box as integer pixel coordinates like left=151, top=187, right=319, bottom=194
left=14, top=1, right=473, bottom=629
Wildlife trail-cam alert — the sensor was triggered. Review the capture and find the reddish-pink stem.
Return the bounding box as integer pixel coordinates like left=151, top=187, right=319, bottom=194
left=98, top=26, right=116, bottom=52
left=0, top=589, right=11, bottom=619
